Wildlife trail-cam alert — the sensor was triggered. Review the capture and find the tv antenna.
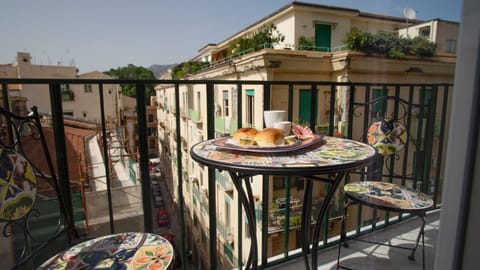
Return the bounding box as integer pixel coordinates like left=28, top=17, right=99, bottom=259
left=403, top=7, right=417, bottom=38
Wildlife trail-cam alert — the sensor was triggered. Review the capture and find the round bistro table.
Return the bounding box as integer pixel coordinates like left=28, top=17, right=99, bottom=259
left=190, top=135, right=376, bottom=270
left=38, top=232, right=174, bottom=270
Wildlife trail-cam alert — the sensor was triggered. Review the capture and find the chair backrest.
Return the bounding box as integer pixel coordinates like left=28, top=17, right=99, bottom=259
left=349, top=94, right=436, bottom=193
left=0, top=106, right=76, bottom=269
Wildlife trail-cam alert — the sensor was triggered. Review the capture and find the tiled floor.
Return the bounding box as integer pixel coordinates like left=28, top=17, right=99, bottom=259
left=271, top=210, right=440, bottom=270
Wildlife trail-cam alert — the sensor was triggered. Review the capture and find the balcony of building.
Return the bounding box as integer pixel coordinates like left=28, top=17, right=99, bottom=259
left=272, top=210, right=440, bottom=270
left=0, top=78, right=451, bottom=270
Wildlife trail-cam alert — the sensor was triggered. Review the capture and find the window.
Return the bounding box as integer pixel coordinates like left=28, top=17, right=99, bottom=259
left=296, top=178, right=305, bottom=190
left=246, top=89, right=255, bottom=126
left=420, top=87, right=433, bottom=115
left=273, top=176, right=288, bottom=191
left=148, top=114, right=154, bottom=123
left=445, top=39, right=457, bottom=53
left=61, top=84, right=70, bottom=93
left=225, top=199, right=231, bottom=228
left=182, top=92, right=188, bottom=115
left=371, top=88, right=386, bottom=119
left=148, top=127, right=157, bottom=136
left=61, top=84, right=74, bottom=101
left=84, top=84, right=92, bottom=93
left=419, top=26, right=431, bottom=39
left=149, top=139, right=156, bottom=149
left=223, top=90, right=229, bottom=117
left=197, top=91, right=201, bottom=113
left=273, top=177, right=284, bottom=190
left=299, top=89, right=317, bottom=123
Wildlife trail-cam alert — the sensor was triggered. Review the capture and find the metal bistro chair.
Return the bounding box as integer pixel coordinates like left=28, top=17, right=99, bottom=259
left=336, top=95, right=435, bottom=270
left=0, top=106, right=77, bottom=269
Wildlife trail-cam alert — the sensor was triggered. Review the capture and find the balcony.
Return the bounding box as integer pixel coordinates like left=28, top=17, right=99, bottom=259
left=214, top=116, right=238, bottom=135
left=272, top=210, right=440, bottom=270
left=0, top=78, right=451, bottom=270
left=216, top=170, right=234, bottom=192
left=61, top=90, right=75, bottom=101
left=189, top=109, right=202, bottom=123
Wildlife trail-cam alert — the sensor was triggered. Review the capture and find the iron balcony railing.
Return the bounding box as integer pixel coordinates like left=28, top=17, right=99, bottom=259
left=0, top=78, right=451, bottom=270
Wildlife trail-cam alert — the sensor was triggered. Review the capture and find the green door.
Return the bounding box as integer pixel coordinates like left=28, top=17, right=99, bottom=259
left=315, top=24, right=331, bottom=52
left=299, top=89, right=317, bottom=124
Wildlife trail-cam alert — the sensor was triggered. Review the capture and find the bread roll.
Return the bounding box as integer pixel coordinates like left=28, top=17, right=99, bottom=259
left=232, top=127, right=258, bottom=143
left=255, top=128, right=285, bottom=146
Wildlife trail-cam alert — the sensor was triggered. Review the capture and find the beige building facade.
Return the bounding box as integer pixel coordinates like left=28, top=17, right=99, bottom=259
left=1, top=52, right=77, bottom=114
left=157, top=2, right=457, bottom=269
left=66, top=71, right=121, bottom=129
left=0, top=52, right=121, bottom=128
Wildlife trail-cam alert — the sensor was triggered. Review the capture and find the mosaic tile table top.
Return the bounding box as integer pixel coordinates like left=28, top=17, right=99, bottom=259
left=0, top=148, right=37, bottom=221
left=344, top=181, right=433, bottom=213
left=38, top=232, right=174, bottom=270
left=191, top=136, right=377, bottom=174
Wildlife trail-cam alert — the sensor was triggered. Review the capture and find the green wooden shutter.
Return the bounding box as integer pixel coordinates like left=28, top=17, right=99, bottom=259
left=315, top=24, right=331, bottom=52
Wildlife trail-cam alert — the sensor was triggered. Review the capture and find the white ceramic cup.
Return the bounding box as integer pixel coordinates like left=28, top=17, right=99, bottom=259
left=264, top=110, right=286, bottom=128
left=273, top=121, right=291, bottom=135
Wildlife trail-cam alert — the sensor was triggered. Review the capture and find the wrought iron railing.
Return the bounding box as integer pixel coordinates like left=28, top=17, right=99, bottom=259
left=0, top=78, right=451, bottom=269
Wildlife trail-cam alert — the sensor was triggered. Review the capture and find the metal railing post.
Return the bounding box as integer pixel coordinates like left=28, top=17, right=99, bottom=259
left=136, top=83, right=153, bottom=232
left=99, top=83, right=115, bottom=233
left=49, top=83, right=75, bottom=232
left=206, top=82, right=217, bottom=270
left=174, top=83, right=186, bottom=270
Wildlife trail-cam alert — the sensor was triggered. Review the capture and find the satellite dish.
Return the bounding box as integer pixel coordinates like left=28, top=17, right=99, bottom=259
left=403, top=7, right=417, bottom=20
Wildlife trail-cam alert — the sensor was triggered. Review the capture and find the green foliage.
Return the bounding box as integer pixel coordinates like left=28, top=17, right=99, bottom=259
left=409, top=36, right=437, bottom=57
left=344, top=27, right=436, bottom=59
left=298, top=35, right=315, bottom=51
left=388, top=48, right=406, bottom=60
left=227, top=24, right=285, bottom=57
left=171, top=61, right=209, bottom=79
left=279, top=214, right=301, bottom=227
left=343, top=27, right=372, bottom=51
left=105, top=64, right=157, bottom=104
left=369, top=32, right=396, bottom=54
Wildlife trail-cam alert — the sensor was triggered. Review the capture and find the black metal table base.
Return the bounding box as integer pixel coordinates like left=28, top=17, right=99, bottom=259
left=229, top=171, right=258, bottom=270
left=301, top=172, right=346, bottom=270
left=336, top=208, right=427, bottom=270
left=228, top=171, right=347, bottom=270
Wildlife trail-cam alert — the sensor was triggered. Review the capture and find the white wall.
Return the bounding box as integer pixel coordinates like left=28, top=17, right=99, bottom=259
left=435, top=0, right=479, bottom=269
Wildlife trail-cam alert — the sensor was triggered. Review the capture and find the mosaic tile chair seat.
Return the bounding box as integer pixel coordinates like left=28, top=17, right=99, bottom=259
left=336, top=95, right=435, bottom=270
left=0, top=106, right=77, bottom=269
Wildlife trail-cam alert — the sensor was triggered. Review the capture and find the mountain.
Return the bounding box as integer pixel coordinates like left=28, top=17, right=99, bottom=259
left=148, top=64, right=176, bottom=78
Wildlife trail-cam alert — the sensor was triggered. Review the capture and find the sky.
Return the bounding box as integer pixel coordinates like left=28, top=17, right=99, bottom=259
left=1, top=0, right=463, bottom=74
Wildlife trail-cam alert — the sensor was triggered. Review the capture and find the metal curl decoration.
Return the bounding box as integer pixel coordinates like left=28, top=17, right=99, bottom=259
left=352, top=96, right=412, bottom=122
left=352, top=104, right=365, bottom=118
left=0, top=106, right=78, bottom=268
left=2, top=220, right=30, bottom=260
left=384, top=153, right=401, bottom=171
left=24, top=209, right=41, bottom=241
left=25, top=208, right=63, bottom=243
left=2, top=220, right=14, bottom=238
